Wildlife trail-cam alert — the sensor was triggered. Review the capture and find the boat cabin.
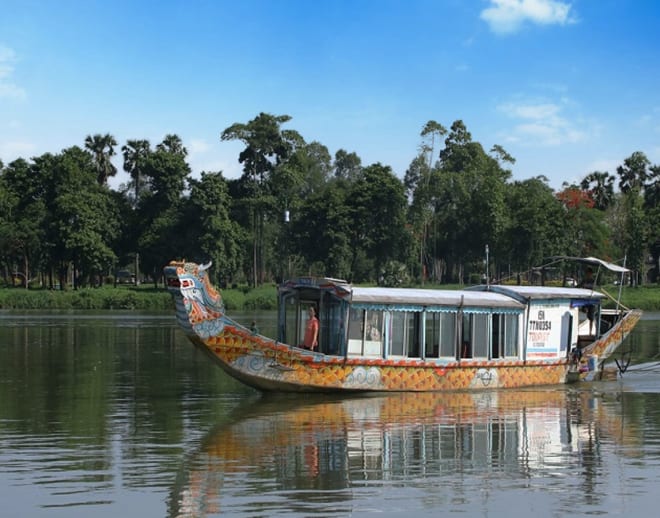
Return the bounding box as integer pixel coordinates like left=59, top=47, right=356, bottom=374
left=277, top=278, right=607, bottom=362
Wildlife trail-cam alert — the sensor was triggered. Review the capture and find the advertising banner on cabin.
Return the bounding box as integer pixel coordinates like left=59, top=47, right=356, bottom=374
left=526, top=305, right=569, bottom=359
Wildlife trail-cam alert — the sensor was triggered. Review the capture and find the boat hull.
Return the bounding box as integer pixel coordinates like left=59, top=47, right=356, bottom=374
left=178, top=312, right=639, bottom=393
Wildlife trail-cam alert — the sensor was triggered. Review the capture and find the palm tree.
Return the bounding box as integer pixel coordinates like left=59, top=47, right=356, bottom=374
left=122, top=139, right=151, bottom=205
left=157, top=134, right=187, bottom=156
left=580, top=171, right=614, bottom=210
left=85, top=133, right=118, bottom=186
left=617, top=151, right=650, bottom=194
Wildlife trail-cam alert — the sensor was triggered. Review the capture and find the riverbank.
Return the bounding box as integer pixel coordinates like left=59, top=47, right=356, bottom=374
left=0, top=284, right=278, bottom=311
left=0, top=284, right=657, bottom=311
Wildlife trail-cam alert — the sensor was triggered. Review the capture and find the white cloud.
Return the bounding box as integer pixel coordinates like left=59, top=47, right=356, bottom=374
left=182, top=137, right=244, bottom=179
left=481, top=0, right=576, bottom=35
left=0, top=45, right=26, bottom=101
left=188, top=138, right=210, bottom=154
left=0, top=139, right=36, bottom=161
left=584, top=158, right=620, bottom=175
left=497, top=98, right=588, bottom=146
left=636, top=110, right=660, bottom=134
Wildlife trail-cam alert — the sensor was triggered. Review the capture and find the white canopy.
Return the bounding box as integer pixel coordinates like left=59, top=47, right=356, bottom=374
left=548, top=256, right=630, bottom=273
left=351, top=287, right=525, bottom=309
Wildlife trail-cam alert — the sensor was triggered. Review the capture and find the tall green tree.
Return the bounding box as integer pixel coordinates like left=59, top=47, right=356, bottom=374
left=221, top=113, right=304, bottom=286
left=84, top=133, right=118, bottom=186
left=502, top=176, right=566, bottom=278
left=42, top=147, right=119, bottom=288
left=404, top=154, right=433, bottom=282
left=0, top=158, right=47, bottom=287
left=349, top=163, right=409, bottom=283
left=404, top=121, right=448, bottom=283
left=333, top=149, right=362, bottom=181
left=420, top=120, right=447, bottom=169
left=122, top=139, right=151, bottom=206
left=617, top=151, right=650, bottom=194
left=615, top=152, right=653, bottom=283
left=137, top=142, right=191, bottom=284
left=645, top=165, right=660, bottom=282
left=183, top=172, right=245, bottom=286
left=293, top=179, right=353, bottom=279
left=157, top=134, right=188, bottom=156
left=556, top=185, right=611, bottom=259
left=428, top=120, right=510, bottom=282
left=580, top=171, right=614, bottom=211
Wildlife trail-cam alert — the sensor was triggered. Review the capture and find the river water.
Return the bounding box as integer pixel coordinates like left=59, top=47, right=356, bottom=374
left=1, top=310, right=659, bottom=517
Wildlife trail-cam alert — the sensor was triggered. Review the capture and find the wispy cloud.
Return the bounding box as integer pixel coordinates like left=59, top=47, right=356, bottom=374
left=0, top=45, right=27, bottom=101
left=0, top=139, right=35, bottom=160
left=584, top=158, right=621, bottom=176
left=497, top=97, right=589, bottom=146
left=481, top=0, right=576, bottom=35
left=188, top=138, right=210, bottom=154
left=636, top=107, right=660, bottom=133
left=185, top=137, right=244, bottom=178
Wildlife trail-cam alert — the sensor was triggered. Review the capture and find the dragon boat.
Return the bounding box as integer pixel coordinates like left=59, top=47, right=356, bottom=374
left=163, top=258, right=641, bottom=392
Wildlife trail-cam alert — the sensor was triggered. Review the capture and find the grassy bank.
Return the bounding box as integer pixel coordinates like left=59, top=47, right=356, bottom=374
left=0, top=284, right=278, bottom=311
left=0, top=284, right=657, bottom=311
left=602, top=285, right=660, bottom=311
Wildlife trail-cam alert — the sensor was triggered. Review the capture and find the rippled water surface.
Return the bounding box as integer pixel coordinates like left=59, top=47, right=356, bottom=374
left=1, top=310, right=659, bottom=517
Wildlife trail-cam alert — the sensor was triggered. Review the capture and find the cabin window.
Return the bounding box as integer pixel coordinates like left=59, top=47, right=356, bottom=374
left=461, top=312, right=520, bottom=360
left=366, top=310, right=383, bottom=342
left=320, top=295, right=344, bottom=355
left=281, top=294, right=298, bottom=346
left=409, top=312, right=421, bottom=358
left=471, top=313, right=489, bottom=358
left=347, top=308, right=384, bottom=357
left=461, top=312, right=488, bottom=359
left=425, top=312, right=457, bottom=358
left=491, top=313, right=519, bottom=359
left=365, top=310, right=384, bottom=356
left=389, top=311, right=419, bottom=358
left=347, top=308, right=365, bottom=355
left=391, top=312, right=406, bottom=356
left=460, top=313, right=488, bottom=358
left=502, top=313, right=519, bottom=358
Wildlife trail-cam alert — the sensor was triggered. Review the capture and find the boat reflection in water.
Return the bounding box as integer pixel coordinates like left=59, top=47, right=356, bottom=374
left=169, top=388, right=639, bottom=517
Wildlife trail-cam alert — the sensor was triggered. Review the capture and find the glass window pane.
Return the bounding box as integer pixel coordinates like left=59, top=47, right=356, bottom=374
left=504, top=314, right=519, bottom=357
left=439, top=313, right=456, bottom=357
left=425, top=313, right=438, bottom=358
left=407, top=312, right=419, bottom=357
left=390, top=312, right=405, bottom=356
left=347, top=308, right=364, bottom=356
left=472, top=313, right=489, bottom=358
left=284, top=295, right=297, bottom=345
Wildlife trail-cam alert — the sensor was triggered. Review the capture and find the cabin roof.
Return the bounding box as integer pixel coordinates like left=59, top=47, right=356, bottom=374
left=350, top=287, right=525, bottom=309
left=470, top=284, right=605, bottom=302
left=281, top=279, right=604, bottom=309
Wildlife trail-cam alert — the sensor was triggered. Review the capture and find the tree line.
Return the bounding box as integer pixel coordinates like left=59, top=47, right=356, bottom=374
left=1, top=113, right=658, bottom=290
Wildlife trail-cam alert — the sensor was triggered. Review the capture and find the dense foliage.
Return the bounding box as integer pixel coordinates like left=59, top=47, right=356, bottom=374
left=1, top=114, right=658, bottom=289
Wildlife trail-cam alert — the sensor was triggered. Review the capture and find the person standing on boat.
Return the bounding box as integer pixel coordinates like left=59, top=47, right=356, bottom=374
left=303, top=306, right=319, bottom=350
left=249, top=320, right=259, bottom=334
left=580, top=267, right=595, bottom=289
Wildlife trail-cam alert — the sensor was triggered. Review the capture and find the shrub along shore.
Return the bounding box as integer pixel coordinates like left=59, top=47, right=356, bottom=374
left=0, top=284, right=278, bottom=311
left=0, top=284, right=658, bottom=312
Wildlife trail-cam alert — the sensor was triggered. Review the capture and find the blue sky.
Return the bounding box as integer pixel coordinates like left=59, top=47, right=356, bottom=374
left=1, top=0, right=659, bottom=190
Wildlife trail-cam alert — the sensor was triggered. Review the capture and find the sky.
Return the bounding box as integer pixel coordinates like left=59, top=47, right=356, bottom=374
left=1, top=0, right=659, bottom=191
